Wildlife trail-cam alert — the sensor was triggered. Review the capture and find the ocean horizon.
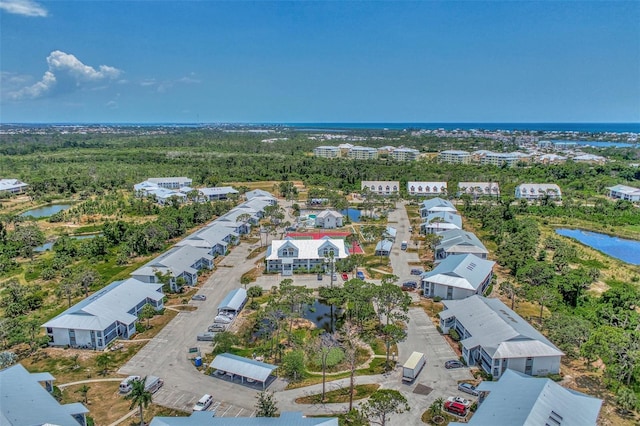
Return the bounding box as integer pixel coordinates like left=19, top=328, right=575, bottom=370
left=2, top=122, right=639, bottom=133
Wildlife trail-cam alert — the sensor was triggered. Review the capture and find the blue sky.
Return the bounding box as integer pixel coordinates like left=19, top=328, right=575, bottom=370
left=1, top=1, right=638, bottom=123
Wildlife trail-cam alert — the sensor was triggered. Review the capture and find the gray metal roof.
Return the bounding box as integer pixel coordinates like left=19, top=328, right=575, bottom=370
left=42, top=278, right=163, bottom=331
left=210, top=353, right=277, bottom=383
left=421, top=254, right=494, bottom=291
left=375, top=239, right=393, bottom=252
left=245, top=189, right=275, bottom=200
left=439, top=296, right=563, bottom=358
left=420, top=197, right=456, bottom=211
left=150, top=411, right=338, bottom=426
left=464, top=369, right=602, bottom=426
left=218, top=288, right=247, bottom=312
left=133, top=245, right=212, bottom=278
left=436, top=229, right=488, bottom=255
left=424, top=211, right=462, bottom=228
left=0, top=364, right=89, bottom=426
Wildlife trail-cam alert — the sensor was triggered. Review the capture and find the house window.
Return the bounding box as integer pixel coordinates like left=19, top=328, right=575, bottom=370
left=46, top=327, right=53, bottom=334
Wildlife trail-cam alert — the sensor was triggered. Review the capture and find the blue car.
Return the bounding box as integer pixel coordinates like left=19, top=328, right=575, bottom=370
left=356, top=271, right=365, bottom=280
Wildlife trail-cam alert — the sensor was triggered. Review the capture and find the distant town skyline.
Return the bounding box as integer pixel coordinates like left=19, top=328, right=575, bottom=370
left=1, top=1, right=638, bottom=124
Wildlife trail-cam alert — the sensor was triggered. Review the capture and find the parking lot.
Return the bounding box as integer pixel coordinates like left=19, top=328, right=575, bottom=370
left=120, top=200, right=476, bottom=423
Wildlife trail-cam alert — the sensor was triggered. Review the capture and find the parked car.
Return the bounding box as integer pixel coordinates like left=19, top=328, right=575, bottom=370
left=197, top=332, right=216, bottom=341
left=193, top=394, right=214, bottom=411
left=208, top=324, right=226, bottom=332
left=444, top=400, right=468, bottom=416
left=356, top=271, right=365, bottom=280
left=445, top=359, right=464, bottom=369
left=447, top=396, right=472, bottom=407
left=119, top=375, right=141, bottom=393
left=410, top=268, right=423, bottom=275
left=317, top=273, right=323, bottom=281
left=457, top=382, right=479, bottom=396
left=331, top=273, right=338, bottom=280
left=402, top=281, right=418, bottom=291
left=341, top=273, right=349, bottom=281
left=191, top=294, right=206, bottom=301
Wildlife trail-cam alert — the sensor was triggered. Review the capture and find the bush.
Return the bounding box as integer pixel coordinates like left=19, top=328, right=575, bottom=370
left=448, top=329, right=460, bottom=341
left=433, top=296, right=442, bottom=302
left=249, top=300, right=260, bottom=310
left=436, top=325, right=442, bottom=334
left=247, top=286, right=263, bottom=298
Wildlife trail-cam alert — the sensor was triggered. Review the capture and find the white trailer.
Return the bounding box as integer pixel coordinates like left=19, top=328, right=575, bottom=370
left=402, top=351, right=426, bottom=382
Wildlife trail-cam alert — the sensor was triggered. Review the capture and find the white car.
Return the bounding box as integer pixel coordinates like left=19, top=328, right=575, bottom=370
left=447, top=396, right=472, bottom=407
left=193, top=394, right=213, bottom=411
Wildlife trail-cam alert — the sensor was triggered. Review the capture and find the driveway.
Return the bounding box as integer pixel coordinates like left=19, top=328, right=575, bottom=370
left=119, top=242, right=269, bottom=415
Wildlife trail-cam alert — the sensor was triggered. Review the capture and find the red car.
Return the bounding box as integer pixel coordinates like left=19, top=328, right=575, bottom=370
left=444, top=400, right=468, bottom=416
left=342, top=273, right=349, bottom=281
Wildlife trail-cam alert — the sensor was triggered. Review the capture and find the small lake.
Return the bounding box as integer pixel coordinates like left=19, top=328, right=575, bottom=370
left=21, top=204, right=73, bottom=218
left=303, top=299, right=344, bottom=333
left=555, top=229, right=640, bottom=265
left=341, top=208, right=362, bottom=222
left=34, top=233, right=103, bottom=252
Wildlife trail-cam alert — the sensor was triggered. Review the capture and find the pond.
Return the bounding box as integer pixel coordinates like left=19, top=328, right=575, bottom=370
left=555, top=229, right=640, bottom=265
left=34, top=233, right=103, bottom=252
left=303, top=299, right=344, bottom=333
left=341, top=208, right=362, bottom=222
left=21, top=204, right=73, bottom=218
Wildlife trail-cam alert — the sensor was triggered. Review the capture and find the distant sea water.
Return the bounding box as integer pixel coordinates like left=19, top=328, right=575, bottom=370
left=281, top=123, right=640, bottom=133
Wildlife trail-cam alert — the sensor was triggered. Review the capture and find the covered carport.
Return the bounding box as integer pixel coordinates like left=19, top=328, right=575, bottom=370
left=217, top=288, right=247, bottom=315
left=210, top=353, right=277, bottom=389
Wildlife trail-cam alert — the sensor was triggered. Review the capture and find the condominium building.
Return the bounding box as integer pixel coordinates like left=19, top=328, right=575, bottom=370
left=313, top=146, right=341, bottom=158
left=390, top=147, right=420, bottom=161
left=481, top=152, right=529, bottom=167
left=438, top=150, right=471, bottom=164
left=348, top=146, right=378, bottom=160
left=515, top=183, right=562, bottom=200
left=361, top=181, right=400, bottom=196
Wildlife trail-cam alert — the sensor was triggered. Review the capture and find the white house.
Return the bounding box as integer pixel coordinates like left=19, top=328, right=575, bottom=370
left=0, top=364, right=89, bottom=426
left=435, top=229, right=489, bottom=260
left=315, top=210, right=344, bottom=229
left=131, top=245, right=213, bottom=291
left=42, top=279, right=164, bottom=350
left=457, top=182, right=500, bottom=198
left=361, top=181, right=400, bottom=196
left=452, top=369, right=602, bottom=426
left=419, top=197, right=457, bottom=217
left=408, top=181, right=448, bottom=197
left=147, top=177, right=192, bottom=189
left=0, top=178, right=28, bottom=194
left=515, top=183, right=562, bottom=200
left=608, top=184, right=640, bottom=202
left=421, top=254, right=494, bottom=299
left=439, top=296, right=564, bottom=379
left=420, top=211, right=462, bottom=234
left=265, top=238, right=349, bottom=275
left=198, top=186, right=239, bottom=201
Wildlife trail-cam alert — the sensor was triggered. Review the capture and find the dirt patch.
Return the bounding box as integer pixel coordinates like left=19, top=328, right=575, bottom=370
left=413, top=383, right=433, bottom=396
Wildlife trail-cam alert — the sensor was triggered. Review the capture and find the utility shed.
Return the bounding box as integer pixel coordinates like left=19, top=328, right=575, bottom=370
left=210, top=353, right=277, bottom=389
left=217, top=288, right=247, bottom=315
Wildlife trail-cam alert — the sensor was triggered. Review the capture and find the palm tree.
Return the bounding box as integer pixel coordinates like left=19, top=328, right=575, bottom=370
left=125, top=377, right=152, bottom=426
left=75, top=384, right=90, bottom=404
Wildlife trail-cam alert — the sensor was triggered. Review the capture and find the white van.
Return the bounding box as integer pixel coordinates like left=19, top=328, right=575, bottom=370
left=193, top=394, right=214, bottom=411
left=119, top=375, right=141, bottom=393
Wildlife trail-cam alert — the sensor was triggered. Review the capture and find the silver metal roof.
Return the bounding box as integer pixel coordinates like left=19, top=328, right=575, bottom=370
left=0, top=364, right=88, bottom=426
left=422, top=254, right=494, bottom=291
left=464, top=369, right=602, bottom=426
left=150, top=411, right=337, bottom=426
left=217, top=288, right=247, bottom=312
left=210, top=353, right=276, bottom=383
left=439, top=296, right=563, bottom=358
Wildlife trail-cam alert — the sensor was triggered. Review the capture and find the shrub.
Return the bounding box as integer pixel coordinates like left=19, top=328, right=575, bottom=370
left=448, top=329, right=460, bottom=341
left=433, top=296, right=442, bottom=302
left=436, top=325, right=442, bottom=334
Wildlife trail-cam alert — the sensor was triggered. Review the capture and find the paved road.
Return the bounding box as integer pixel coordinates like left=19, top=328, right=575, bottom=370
left=119, top=200, right=474, bottom=423
left=119, top=242, right=269, bottom=415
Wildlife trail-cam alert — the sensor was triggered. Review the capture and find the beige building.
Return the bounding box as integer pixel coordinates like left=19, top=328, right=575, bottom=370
left=438, top=150, right=471, bottom=164
left=348, top=146, right=378, bottom=160
left=313, top=146, right=341, bottom=158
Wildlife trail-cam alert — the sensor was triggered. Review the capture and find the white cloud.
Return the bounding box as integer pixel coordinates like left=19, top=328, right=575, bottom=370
left=0, top=0, right=47, bottom=17
left=105, top=100, right=118, bottom=109
left=8, top=50, right=122, bottom=100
